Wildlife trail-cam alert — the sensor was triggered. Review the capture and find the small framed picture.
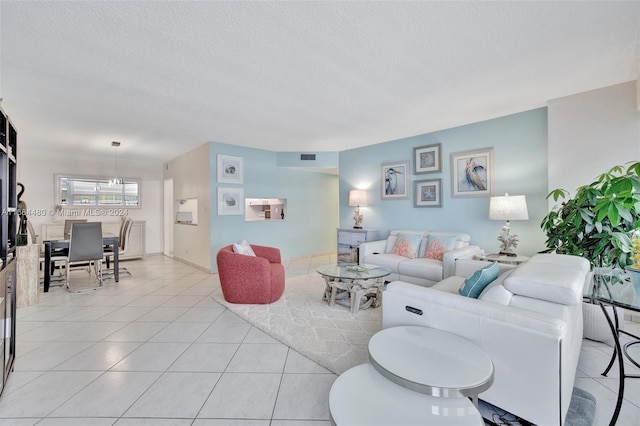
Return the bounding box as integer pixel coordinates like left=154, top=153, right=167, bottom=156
left=217, top=155, right=243, bottom=184
left=414, top=179, right=442, bottom=208
left=217, top=187, right=244, bottom=215
left=381, top=161, right=409, bottom=200
left=413, top=143, right=441, bottom=174
left=450, top=148, right=494, bottom=198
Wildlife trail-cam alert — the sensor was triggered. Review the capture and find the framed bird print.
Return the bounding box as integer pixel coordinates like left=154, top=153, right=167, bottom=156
left=450, top=148, right=494, bottom=198
left=381, top=161, right=409, bottom=200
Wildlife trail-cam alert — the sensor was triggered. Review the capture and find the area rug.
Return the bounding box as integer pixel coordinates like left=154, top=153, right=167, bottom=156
left=211, top=273, right=381, bottom=374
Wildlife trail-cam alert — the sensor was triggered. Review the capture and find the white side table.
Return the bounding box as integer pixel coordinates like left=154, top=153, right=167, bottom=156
left=329, top=363, right=484, bottom=426
left=368, top=326, right=494, bottom=405
left=474, top=253, right=530, bottom=265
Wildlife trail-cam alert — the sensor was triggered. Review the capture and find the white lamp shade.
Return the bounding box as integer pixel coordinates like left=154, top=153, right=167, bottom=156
left=489, top=194, right=529, bottom=221
left=349, top=190, right=368, bottom=207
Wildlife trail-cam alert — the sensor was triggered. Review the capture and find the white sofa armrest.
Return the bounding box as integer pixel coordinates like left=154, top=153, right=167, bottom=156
left=358, top=239, right=388, bottom=263
left=442, top=245, right=481, bottom=278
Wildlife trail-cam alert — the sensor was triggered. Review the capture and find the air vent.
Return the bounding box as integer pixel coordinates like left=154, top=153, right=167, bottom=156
left=300, top=154, right=316, bottom=161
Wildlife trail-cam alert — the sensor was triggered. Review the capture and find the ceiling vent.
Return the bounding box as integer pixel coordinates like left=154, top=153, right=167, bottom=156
left=300, top=154, right=316, bottom=161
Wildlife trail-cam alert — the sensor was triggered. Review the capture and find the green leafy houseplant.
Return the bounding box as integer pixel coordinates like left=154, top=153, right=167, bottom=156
left=541, top=161, right=640, bottom=270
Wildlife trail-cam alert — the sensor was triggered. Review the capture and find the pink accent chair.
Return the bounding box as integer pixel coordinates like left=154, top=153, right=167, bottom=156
left=216, top=244, right=285, bottom=304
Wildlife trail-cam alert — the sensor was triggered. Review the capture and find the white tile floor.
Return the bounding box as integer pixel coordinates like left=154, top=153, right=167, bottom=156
left=0, top=254, right=639, bottom=425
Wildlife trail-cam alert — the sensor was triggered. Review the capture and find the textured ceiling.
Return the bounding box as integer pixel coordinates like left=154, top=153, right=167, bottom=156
left=1, top=1, right=638, bottom=162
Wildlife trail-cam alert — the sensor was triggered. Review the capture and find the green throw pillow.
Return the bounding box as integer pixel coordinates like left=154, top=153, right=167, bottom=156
left=458, top=262, right=499, bottom=298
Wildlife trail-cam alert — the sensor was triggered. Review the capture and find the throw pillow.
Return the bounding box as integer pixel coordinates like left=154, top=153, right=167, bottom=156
left=424, top=235, right=458, bottom=260
left=458, top=262, right=500, bottom=299
left=233, top=240, right=256, bottom=256
left=391, top=233, right=422, bottom=259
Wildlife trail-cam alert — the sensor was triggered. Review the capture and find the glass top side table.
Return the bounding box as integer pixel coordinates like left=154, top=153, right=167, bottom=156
left=586, top=271, right=640, bottom=426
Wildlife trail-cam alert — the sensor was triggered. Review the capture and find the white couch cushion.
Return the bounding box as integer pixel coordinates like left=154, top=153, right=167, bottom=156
left=363, top=253, right=404, bottom=274
left=398, top=258, right=444, bottom=282
left=504, top=255, right=588, bottom=305
left=432, top=276, right=465, bottom=293
left=478, top=270, right=514, bottom=305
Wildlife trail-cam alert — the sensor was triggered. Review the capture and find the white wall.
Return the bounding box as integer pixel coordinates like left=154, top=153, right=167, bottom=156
left=163, top=143, right=212, bottom=272
left=548, top=80, right=640, bottom=198
left=17, top=150, right=163, bottom=254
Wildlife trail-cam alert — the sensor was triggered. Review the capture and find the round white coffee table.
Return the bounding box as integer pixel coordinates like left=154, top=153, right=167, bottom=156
left=368, top=326, right=494, bottom=405
left=329, top=363, right=484, bottom=426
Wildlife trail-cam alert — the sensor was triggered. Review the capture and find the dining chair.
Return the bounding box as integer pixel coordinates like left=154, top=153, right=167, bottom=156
left=103, top=217, right=133, bottom=278
left=64, top=222, right=104, bottom=291
left=64, top=218, right=88, bottom=240
left=28, top=220, right=67, bottom=287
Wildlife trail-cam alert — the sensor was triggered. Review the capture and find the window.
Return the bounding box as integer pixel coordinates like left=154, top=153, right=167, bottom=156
left=55, top=174, right=141, bottom=208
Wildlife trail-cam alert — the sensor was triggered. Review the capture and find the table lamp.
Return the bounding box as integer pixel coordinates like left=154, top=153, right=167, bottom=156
left=489, top=193, right=529, bottom=256
left=349, top=190, right=367, bottom=229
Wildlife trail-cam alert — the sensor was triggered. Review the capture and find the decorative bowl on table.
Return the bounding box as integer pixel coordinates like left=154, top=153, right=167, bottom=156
left=346, top=265, right=368, bottom=272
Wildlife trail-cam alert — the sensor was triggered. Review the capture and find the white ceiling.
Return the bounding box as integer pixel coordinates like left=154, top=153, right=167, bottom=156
left=1, top=1, right=638, bottom=163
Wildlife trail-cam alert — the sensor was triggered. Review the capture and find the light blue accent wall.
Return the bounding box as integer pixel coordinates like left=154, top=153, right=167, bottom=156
left=277, top=151, right=339, bottom=168
left=339, top=108, right=549, bottom=256
left=210, top=142, right=339, bottom=269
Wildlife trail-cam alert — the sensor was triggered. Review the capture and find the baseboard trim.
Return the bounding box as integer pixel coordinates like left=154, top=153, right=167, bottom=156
left=173, top=256, right=212, bottom=274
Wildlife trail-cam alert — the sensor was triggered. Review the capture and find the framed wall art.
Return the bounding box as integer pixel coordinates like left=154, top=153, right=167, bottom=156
left=414, top=179, right=442, bottom=207
left=450, top=148, right=494, bottom=198
left=413, top=143, right=441, bottom=174
left=217, top=154, right=243, bottom=184
left=217, top=187, right=244, bottom=215
left=381, top=161, right=409, bottom=200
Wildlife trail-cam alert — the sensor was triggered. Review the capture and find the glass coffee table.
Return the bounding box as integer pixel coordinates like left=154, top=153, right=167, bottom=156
left=316, top=264, right=390, bottom=313
left=587, top=271, right=640, bottom=426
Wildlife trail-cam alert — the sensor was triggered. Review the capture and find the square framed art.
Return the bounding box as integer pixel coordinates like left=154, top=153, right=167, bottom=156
left=414, top=179, right=442, bottom=207
left=381, top=161, right=409, bottom=200
left=217, top=187, right=244, bottom=215
left=413, top=143, right=441, bottom=174
left=450, top=148, right=494, bottom=198
left=217, top=154, right=243, bottom=184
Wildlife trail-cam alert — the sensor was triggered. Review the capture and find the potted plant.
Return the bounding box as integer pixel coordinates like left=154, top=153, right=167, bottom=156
left=541, top=161, right=640, bottom=270
left=541, top=161, right=640, bottom=343
left=627, top=230, right=640, bottom=292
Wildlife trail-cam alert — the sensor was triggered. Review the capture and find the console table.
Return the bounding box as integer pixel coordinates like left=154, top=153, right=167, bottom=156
left=337, top=228, right=378, bottom=264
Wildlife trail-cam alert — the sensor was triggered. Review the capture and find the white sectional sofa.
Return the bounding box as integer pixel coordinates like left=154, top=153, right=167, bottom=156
left=358, top=229, right=479, bottom=287
left=382, top=254, right=590, bottom=426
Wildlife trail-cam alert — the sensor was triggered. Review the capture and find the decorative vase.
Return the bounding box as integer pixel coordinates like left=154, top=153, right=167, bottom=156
left=626, top=267, right=640, bottom=295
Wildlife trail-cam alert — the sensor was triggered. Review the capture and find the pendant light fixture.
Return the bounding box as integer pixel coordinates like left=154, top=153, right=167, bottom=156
left=109, top=141, right=123, bottom=186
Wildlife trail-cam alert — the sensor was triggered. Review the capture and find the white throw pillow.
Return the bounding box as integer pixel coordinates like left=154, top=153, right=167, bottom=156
left=233, top=240, right=256, bottom=256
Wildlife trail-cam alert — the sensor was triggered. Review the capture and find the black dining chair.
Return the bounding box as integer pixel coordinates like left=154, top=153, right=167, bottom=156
left=64, top=222, right=104, bottom=291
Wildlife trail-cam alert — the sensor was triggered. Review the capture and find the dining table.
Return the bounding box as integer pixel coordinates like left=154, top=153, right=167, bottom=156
left=43, top=235, right=119, bottom=292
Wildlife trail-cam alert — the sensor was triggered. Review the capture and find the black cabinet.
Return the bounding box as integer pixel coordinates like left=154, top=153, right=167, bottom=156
left=0, top=104, right=18, bottom=395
